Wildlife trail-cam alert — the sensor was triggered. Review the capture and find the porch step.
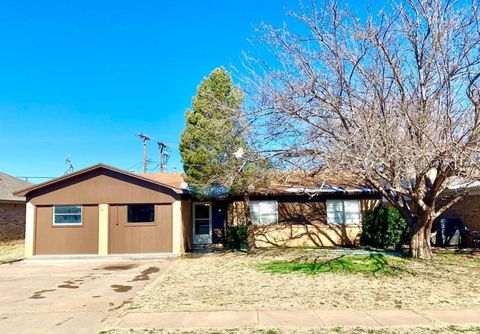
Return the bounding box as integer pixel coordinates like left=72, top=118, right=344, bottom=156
left=190, top=244, right=224, bottom=254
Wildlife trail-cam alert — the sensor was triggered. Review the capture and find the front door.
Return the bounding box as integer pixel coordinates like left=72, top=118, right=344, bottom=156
left=212, top=202, right=227, bottom=244
left=192, top=202, right=212, bottom=245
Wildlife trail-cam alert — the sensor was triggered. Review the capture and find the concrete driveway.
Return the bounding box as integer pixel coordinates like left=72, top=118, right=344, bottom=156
left=0, top=258, right=172, bottom=334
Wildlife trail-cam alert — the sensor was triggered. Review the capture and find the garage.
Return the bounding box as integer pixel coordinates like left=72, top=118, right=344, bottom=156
left=14, top=164, right=185, bottom=257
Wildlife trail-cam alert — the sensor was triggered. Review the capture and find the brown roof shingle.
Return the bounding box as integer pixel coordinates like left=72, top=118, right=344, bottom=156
left=140, top=173, right=186, bottom=189
left=0, top=171, right=33, bottom=202
left=254, top=171, right=373, bottom=195
left=141, top=170, right=373, bottom=195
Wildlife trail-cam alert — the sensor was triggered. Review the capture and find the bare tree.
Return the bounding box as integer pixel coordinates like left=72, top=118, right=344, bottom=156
left=245, top=0, right=480, bottom=259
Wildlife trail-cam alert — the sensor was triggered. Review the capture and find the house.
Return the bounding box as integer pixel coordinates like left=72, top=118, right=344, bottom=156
left=221, top=172, right=380, bottom=248
left=0, top=171, right=32, bottom=241
left=14, top=163, right=380, bottom=257
left=434, top=181, right=480, bottom=247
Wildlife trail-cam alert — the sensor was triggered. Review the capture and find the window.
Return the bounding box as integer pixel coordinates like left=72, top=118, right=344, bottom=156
left=250, top=201, right=278, bottom=225
left=53, top=205, right=82, bottom=225
left=127, top=204, right=155, bottom=223
left=326, top=200, right=361, bottom=225
left=194, top=203, right=211, bottom=235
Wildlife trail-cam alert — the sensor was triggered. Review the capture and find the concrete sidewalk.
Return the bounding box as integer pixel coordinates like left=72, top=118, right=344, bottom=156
left=114, top=309, right=480, bottom=329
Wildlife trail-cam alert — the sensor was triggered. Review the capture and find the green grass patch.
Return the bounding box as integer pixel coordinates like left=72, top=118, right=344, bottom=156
left=258, top=253, right=406, bottom=275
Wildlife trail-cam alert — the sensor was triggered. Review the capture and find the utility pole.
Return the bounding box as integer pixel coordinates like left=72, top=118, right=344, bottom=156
left=137, top=133, right=151, bottom=173
left=157, top=142, right=169, bottom=172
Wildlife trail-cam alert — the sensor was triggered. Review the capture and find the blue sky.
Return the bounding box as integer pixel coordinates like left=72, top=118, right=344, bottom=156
left=0, top=0, right=377, bottom=182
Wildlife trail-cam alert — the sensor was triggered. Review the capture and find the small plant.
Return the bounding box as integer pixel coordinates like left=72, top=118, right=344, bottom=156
left=361, top=203, right=410, bottom=249
left=225, top=225, right=247, bottom=250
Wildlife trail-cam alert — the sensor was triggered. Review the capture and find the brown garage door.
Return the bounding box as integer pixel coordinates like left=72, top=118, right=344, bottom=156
left=109, top=204, right=172, bottom=254
left=35, top=205, right=99, bottom=255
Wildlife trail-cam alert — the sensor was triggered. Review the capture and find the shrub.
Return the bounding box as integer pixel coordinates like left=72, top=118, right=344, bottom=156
left=225, top=225, right=247, bottom=250
left=361, top=203, right=409, bottom=249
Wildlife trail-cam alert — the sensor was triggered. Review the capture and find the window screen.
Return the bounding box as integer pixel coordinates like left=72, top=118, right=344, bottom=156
left=127, top=204, right=155, bottom=223
left=250, top=201, right=278, bottom=225
left=53, top=205, right=82, bottom=225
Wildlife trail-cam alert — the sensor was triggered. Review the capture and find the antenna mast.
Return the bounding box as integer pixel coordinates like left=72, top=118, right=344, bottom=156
left=157, top=142, right=169, bottom=172
left=65, top=155, right=74, bottom=174
left=137, top=133, right=151, bottom=173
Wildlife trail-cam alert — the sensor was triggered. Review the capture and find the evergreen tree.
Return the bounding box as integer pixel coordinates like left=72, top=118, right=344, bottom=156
left=180, top=67, right=264, bottom=253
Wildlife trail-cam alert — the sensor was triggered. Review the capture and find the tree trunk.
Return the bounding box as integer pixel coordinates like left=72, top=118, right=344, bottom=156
left=410, top=212, right=434, bottom=259
left=243, top=191, right=256, bottom=254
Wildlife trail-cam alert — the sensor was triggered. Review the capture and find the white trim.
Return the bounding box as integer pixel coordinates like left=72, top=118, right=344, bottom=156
left=192, top=202, right=212, bottom=245
left=98, top=204, right=109, bottom=256
left=52, top=205, right=83, bottom=226
left=172, top=201, right=183, bottom=254
left=24, top=202, right=35, bottom=258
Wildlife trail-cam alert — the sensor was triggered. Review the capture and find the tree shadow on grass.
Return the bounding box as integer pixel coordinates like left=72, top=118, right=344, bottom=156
left=259, top=253, right=411, bottom=276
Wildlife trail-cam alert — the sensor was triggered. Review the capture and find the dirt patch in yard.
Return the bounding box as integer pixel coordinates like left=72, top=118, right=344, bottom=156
left=129, top=249, right=480, bottom=312
left=0, top=240, right=24, bottom=264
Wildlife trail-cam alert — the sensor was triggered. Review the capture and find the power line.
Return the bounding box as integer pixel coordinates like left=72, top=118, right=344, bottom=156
left=17, top=176, right=56, bottom=182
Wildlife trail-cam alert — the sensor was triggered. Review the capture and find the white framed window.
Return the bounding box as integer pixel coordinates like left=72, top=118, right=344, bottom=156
left=326, top=200, right=361, bottom=225
left=250, top=200, right=278, bottom=225
left=53, top=205, right=82, bottom=225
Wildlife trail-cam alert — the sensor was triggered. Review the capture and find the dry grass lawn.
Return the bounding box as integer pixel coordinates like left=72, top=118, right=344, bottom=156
left=102, top=325, right=480, bottom=334
left=0, top=240, right=24, bottom=264
left=130, top=249, right=480, bottom=312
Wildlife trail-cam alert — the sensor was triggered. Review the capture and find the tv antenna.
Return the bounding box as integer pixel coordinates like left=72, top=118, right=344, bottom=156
left=65, top=154, right=74, bottom=174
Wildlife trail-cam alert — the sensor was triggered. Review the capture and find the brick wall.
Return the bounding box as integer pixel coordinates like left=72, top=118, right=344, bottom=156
left=0, top=202, right=26, bottom=241
left=438, top=195, right=480, bottom=231
left=226, top=198, right=380, bottom=247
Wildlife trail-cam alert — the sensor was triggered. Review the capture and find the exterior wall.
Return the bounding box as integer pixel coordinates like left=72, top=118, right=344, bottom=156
left=108, top=204, right=173, bottom=254
left=227, top=200, right=246, bottom=226
left=35, top=205, right=99, bottom=255
left=226, top=196, right=380, bottom=248
left=27, top=169, right=178, bottom=206
left=0, top=202, right=26, bottom=241
left=181, top=198, right=192, bottom=252
left=437, top=195, right=480, bottom=231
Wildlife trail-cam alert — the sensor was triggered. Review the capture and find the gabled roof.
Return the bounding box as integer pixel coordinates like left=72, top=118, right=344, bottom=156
left=0, top=171, right=33, bottom=202
left=14, top=163, right=185, bottom=197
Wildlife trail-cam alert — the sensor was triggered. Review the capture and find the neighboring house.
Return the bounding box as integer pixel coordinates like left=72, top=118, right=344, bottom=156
left=435, top=181, right=480, bottom=247
left=14, top=163, right=380, bottom=257
left=0, top=172, right=32, bottom=241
